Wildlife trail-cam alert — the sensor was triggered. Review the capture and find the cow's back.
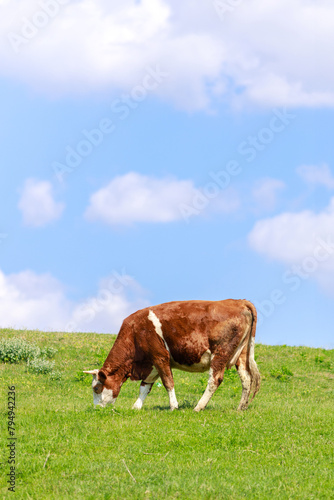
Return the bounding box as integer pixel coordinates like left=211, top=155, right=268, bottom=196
left=126, top=299, right=251, bottom=369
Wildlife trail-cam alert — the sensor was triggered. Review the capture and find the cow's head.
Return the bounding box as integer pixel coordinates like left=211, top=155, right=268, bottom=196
left=83, top=369, right=117, bottom=407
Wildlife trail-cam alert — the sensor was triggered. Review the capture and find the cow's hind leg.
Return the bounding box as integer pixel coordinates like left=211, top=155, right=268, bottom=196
left=236, top=349, right=251, bottom=411
left=194, top=320, right=250, bottom=412
left=236, top=338, right=261, bottom=410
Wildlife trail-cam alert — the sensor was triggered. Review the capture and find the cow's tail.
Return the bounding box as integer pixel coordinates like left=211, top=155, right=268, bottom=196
left=244, top=301, right=261, bottom=402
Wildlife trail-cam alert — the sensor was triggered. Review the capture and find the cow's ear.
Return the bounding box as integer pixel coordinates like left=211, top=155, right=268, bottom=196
left=98, top=370, right=107, bottom=383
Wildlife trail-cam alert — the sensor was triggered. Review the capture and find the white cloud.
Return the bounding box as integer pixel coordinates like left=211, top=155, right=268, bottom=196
left=252, top=178, right=285, bottom=211
left=0, top=268, right=149, bottom=333
left=85, top=174, right=162, bottom=223
left=248, top=198, right=334, bottom=262
left=0, top=269, right=70, bottom=331
left=85, top=172, right=239, bottom=225
left=248, top=198, right=334, bottom=293
left=18, top=178, right=64, bottom=227
left=68, top=274, right=149, bottom=334
left=297, top=164, right=334, bottom=189
left=85, top=172, right=194, bottom=224
left=0, top=0, right=334, bottom=110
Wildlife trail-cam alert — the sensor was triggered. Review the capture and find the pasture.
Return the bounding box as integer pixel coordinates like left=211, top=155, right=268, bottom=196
left=0, top=328, right=333, bottom=499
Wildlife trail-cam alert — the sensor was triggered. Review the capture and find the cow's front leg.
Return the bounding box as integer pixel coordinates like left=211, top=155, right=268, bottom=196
left=167, top=387, right=178, bottom=411
left=132, top=382, right=153, bottom=410
left=155, top=362, right=178, bottom=410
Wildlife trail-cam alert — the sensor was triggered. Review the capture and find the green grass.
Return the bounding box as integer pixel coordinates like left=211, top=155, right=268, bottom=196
left=0, top=328, right=333, bottom=499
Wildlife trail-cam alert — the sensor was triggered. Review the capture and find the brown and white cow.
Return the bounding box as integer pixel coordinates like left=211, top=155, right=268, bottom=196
left=84, top=299, right=261, bottom=412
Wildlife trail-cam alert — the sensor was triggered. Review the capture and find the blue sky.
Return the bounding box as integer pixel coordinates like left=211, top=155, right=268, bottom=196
left=0, top=0, right=334, bottom=348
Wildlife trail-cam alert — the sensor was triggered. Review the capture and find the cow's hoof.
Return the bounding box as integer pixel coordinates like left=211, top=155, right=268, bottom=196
left=237, top=404, right=248, bottom=411
left=194, top=406, right=202, bottom=412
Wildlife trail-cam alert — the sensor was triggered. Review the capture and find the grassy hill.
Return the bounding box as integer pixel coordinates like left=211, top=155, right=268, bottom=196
left=0, top=328, right=333, bottom=499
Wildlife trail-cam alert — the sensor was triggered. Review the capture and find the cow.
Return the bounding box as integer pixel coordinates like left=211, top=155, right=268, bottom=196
left=84, top=299, right=261, bottom=412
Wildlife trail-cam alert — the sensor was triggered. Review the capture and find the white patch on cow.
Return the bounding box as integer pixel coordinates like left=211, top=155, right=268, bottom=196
left=86, top=372, right=116, bottom=407
left=144, top=366, right=159, bottom=384
left=132, top=384, right=152, bottom=410
left=92, top=378, right=103, bottom=406
left=92, top=378, right=101, bottom=388
left=170, top=349, right=212, bottom=373
left=168, top=388, right=178, bottom=410
left=86, top=371, right=104, bottom=406
left=194, top=367, right=217, bottom=412
left=95, top=388, right=116, bottom=408
left=148, top=310, right=169, bottom=352
left=132, top=398, right=143, bottom=410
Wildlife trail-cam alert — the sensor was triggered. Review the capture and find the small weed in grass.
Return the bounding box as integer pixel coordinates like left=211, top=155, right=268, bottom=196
left=40, top=346, right=58, bottom=358
left=270, top=365, right=293, bottom=381
left=50, top=370, right=62, bottom=381
left=0, top=336, right=60, bottom=379
left=0, top=337, right=40, bottom=363
left=27, top=357, right=55, bottom=374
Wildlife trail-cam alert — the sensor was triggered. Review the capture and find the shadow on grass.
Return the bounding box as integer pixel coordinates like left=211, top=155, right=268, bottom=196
left=179, top=399, right=196, bottom=410
left=151, top=404, right=171, bottom=411
left=150, top=399, right=199, bottom=411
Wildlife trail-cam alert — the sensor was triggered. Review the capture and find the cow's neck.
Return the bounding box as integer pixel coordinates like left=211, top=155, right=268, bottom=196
left=102, top=328, right=134, bottom=380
